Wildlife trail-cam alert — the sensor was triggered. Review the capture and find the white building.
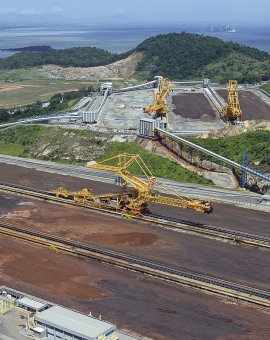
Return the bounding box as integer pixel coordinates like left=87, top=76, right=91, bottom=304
left=35, top=305, right=117, bottom=340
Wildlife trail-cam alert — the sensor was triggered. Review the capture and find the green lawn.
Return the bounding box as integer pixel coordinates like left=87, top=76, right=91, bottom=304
left=262, top=84, right=270, bottom=94
left=0, top=143, right=24, bottom=156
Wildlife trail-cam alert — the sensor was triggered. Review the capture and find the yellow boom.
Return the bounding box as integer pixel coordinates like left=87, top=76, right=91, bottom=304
left=221, top=80, right=243, bottom=122
left=88, top=153, right=213, bottom=215
left=144, top=78, right=173, bottom=118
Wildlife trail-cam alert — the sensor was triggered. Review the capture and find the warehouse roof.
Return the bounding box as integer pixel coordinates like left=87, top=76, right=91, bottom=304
left=16, top=297, right=47, bottom=311
left=140, top=117, right=155, bottom=122
left=35, top=306, right=115, bottom=339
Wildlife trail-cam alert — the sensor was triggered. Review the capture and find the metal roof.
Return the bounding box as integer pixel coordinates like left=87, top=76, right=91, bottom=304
left=17, top=297, right=47, bottom=311
left=140, top=118, right=156, bottom=123
left=35, top=306, right=115, bottom=339
left=33, top=326, right=46, bottom=333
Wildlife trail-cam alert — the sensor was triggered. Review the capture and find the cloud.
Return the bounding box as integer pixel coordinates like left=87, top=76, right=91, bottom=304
left=0, top=7, right=41, bottom=16
left=112, top=8, right=127, bottom=16
left=0, top=7, right=18, bottom=15
left=52, top=6, right=64, bottom=13
left=19, top=8, right=41, bottom=16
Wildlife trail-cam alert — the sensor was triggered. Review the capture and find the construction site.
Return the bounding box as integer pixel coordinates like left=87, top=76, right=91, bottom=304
left=1, top=75, right=270, bottom=339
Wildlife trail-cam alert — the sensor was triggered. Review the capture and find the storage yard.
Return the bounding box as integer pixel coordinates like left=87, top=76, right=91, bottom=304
left=99, top=89, right=154, bottom=130
left=172, top=93, right=217, bottom=121
left=1, top=160, right=270, bottom=338
left=1, top=77, right=270, bottom=339
left=217, top=90, right=270, bottom=120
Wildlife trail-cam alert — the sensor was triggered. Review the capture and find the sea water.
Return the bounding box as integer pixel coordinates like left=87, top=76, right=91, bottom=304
left=0, top=24, right=269, bottom=58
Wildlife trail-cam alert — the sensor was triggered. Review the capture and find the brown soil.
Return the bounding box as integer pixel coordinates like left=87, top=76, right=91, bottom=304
left=1, top=236, right=270, bottom=340
left=0, top=237, right=107, bottom=300
left=217, top=90, right=270, bottom=120
left=0, top=163, right=269, bottom=238
left=42, top=52, right=144, bottom=81
left=89, top=232, right=159, bottom=247
left=0, top=84, right=23, bottom=92
left=4, top=152, right=270, bottom=339
left=1, top=184, right=270, bottom=293
left=172, top=93, right=217, bottom=121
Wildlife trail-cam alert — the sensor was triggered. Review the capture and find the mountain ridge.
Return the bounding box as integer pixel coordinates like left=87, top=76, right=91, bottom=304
left=0, top=32, right=269, bottom=83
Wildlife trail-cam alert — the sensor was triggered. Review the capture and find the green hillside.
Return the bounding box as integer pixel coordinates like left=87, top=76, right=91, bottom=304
left=189, top=131, right=270, bottom=173
left=0, top=46, right=124, bottom=69
left=135, top=33, right=270, bottom=82
left=0, top=32, right=269, bottom=83
left=0, top=126, right=211, bottom=185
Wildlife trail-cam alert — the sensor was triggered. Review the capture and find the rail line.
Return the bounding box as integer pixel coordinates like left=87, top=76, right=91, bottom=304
left=0, top=221, right=269, bottom=308
left=0, top=181, right=270, bottom=249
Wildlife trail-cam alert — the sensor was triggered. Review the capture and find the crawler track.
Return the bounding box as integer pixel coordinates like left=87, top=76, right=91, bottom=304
left=0, top=221, right=269, bottom=308
left=0, top=181, right=270, bottom=249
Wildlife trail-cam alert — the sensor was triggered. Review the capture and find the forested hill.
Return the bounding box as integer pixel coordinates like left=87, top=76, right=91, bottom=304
left=135, top=33, right=270, bottom=82
left=0, top=46, right=125, bottom=68
left=1, top=32, right=270, bottom=82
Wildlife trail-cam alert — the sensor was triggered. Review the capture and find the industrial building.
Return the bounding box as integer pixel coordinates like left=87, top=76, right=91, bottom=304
left=17, top=296, right=48, bottom=313
left=35, top=305, right=117, bottom=340
left=0, top=287, right=120, bottom=340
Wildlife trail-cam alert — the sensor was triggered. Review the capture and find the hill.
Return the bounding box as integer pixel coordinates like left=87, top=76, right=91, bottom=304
left=135, top=33, right=270, bottom=82
left=1, top=45, right=53, bottom=52
left=190, top=129, right=270, bottom=173
left=0, top=46, right=125, bottom=69
left=0, top=32, right=270, bottom=83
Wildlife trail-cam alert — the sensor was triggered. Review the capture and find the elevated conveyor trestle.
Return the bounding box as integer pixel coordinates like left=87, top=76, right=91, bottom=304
left=156, top=128, right=270, bottom=183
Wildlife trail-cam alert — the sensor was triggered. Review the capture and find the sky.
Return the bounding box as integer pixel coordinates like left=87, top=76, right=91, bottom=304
left=0, top=0, right=269, bottom=25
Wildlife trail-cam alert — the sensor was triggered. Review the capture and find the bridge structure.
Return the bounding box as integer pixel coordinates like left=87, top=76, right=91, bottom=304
left=112, top=80, right=158, bottom=93
left=155, top=128, right=270, bottom=184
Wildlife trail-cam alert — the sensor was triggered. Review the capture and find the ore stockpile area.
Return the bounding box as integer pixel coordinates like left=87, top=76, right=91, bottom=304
left=169, top=90, right=225, bottom=132
left=1, top=163, right=270, bottom=339
left=172, top=93, right=217, bottom=121
left=171, top=89, right=270, bottom=123
left=217, top=90, right=270, bottom=120
left=1, top=79, right=270, bottom=339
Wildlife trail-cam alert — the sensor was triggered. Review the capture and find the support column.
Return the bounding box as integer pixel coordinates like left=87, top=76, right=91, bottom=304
left=178, top=143, right=183, bottom=159
left=240, top=150, right=249, bottom=188
left=208, top=156, right=212, bottom=169
left=188, top=146, right=193, bottom=163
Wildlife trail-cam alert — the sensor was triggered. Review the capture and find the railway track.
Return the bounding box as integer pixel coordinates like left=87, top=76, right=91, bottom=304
left=0, top=181, right=270, bottom=249
left=0, top=221, right=269, bottom=308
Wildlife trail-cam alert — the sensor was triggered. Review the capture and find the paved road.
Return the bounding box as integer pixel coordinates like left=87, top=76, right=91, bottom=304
left=0, top=155, right=264, bottom=209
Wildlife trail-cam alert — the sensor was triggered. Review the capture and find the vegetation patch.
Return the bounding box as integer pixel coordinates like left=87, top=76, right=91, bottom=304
left=100, top=142, right=212, bottom=185
left=0, top=46, right=126, bottom=69
left=200, top=52, right=270, bottom=83
left=135, top=33, right=270, bottom=83
left=1, top=33, right=269, bottom=84
left=262, top=84, right=270, bottom=94
left=0, top=87, right=94, bottom=124
left=0, top=143, right=24, bottom=156
left=189, top=131, right=270, bottom=173
left=0, top=126, right=212, bottom=185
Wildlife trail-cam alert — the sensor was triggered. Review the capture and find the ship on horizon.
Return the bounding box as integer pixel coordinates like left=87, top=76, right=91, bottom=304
left=208, top=25, right=237, bottom=33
